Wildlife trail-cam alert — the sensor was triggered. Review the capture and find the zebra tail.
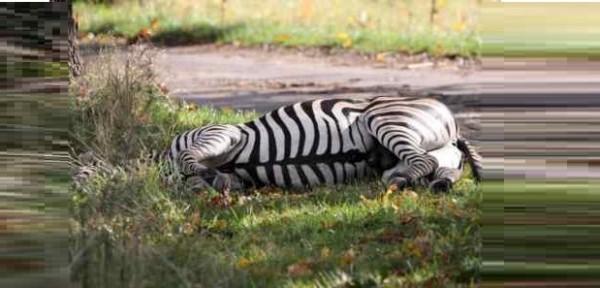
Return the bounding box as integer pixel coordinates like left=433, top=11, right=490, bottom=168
left=456, top=137, right=482, bottom=184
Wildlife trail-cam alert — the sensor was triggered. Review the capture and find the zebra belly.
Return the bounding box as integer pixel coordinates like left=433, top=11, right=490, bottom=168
left=228, top=160, right=371, bottom=189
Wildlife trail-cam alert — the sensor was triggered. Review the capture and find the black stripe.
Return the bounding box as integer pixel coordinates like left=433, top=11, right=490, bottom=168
left=310, top=163, right=326, bottom=184
left=295, top=165, right=309, bottom=187
left=246, top=167, right=265, bottom=187
left=244, top=121, right=261, bottom=164
left=264, top=164, right=276, bottom=185
left=326, top=162, right=337, bottom=183
left=281, top=164, right=292, bottom=187
left=174, top=134, right=184, bottom=154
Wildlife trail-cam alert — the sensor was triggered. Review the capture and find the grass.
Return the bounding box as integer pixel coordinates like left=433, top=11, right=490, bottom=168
left=68, top=47, right=481, bottom=287
left=74, top=0, right=480, bottom=58
left=71, top=168, right=481, bottom=287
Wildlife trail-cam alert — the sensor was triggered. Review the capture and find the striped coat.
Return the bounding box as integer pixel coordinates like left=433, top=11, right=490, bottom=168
left=159, top=96, right=482, bottom=191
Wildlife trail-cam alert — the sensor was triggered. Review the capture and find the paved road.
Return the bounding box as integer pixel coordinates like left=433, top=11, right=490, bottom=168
left=153, top=47, right=600, bottom=180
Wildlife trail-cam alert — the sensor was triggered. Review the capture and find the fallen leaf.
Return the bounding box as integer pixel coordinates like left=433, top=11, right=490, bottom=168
left=212, top=219, right=228, bottom=231
left=320, top=247, right=331, bottom=259
left=137, top=27, right=152, bottom=39
left=453, top=20, right=467, bottom=32
left=274, top=34, right=292, bottom=43
left=287, top=259, right=313, bottom=276
left=342, top=38, right=352, bottom=48
left=334, top=32, right=349, bottom=40
left=376, top=52, right=388, bottom=63
left=340, top=248, right=356, bottom=265
left=221, top=107, right=234, bottom=114
left=387, top=184, right=399, bottom=192
left=236, top=257, right=251, bottom=269
left=151, top=17, right=160, bottom=31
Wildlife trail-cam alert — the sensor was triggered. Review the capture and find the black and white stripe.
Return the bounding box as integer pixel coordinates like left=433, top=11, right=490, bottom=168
left=157, top=96, right=482, bottom=191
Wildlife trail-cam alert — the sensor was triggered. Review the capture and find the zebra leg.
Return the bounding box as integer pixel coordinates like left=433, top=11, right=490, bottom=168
left=380, top=152, right=439, bottom=190
left=427, top=142, right=465, bottom=193
left=185, top=175, right=212, bottom=193
left=379, top=141, right=464, bottom=192
left=429, top=166, right=462, bottom=193
left=383, top=149, right=439, bottom=190
left=176, top=126, right=242, bottom=192
left=203, top=171, right=245, bottom=192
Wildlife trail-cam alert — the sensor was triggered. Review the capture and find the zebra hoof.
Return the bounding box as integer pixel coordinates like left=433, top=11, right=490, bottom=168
left=387, top=177, right=409, bottom=191
left=185, top=176, right=211, bottom=193
left=211, top=173, right=232, bottom=193
left=429, top=178, right=452, bottom=194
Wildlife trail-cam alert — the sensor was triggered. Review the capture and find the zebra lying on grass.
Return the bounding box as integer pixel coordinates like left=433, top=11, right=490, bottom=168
left=152, top=95, right=482, bottom=193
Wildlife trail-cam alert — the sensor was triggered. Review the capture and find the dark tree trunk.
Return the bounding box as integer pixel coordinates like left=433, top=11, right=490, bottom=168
left=68, top=1, right=83, bottom=78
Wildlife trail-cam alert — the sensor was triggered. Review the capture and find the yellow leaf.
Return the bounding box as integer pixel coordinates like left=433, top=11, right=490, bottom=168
left=236, top=257, right=251, bottom=269
left=221, top=106, right=234, bottom=114
left=381, top=188, right=394, bottom=205
left=213, top=219, right=228, bottom=230
left=342, top=38, right=352, bottom=48
left=320, top=247, right=331, bottom=259
left=453, top=21, right=467, bottom=32
left=137, top=27, right=152, bottom=38
left=334, top=32, right=349, bottom=40
left=151, top=17, right=160, bottom=31
left=186, top=103, right=197, bottom=111
left=274, top=34, right=292, bottom=43
left=376, top=52, right=388, bottom=63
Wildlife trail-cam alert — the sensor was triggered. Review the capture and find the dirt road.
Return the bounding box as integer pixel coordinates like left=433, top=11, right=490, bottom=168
left=152, top=46, right=600, bottom=180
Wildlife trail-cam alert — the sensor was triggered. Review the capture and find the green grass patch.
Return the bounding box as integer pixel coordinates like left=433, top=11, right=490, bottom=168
left=71, top=164, right=481, bottom=287
left=74, top=0, right=480, bottom=58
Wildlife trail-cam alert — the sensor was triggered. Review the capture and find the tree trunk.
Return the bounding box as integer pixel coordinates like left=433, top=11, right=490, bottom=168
left=68, top=1, right=83, bottom=78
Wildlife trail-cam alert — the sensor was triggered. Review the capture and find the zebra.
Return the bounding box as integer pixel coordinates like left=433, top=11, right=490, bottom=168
left=155, top=95, right=482, bottom=193
left=71, top=151, right=120, bottom=189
